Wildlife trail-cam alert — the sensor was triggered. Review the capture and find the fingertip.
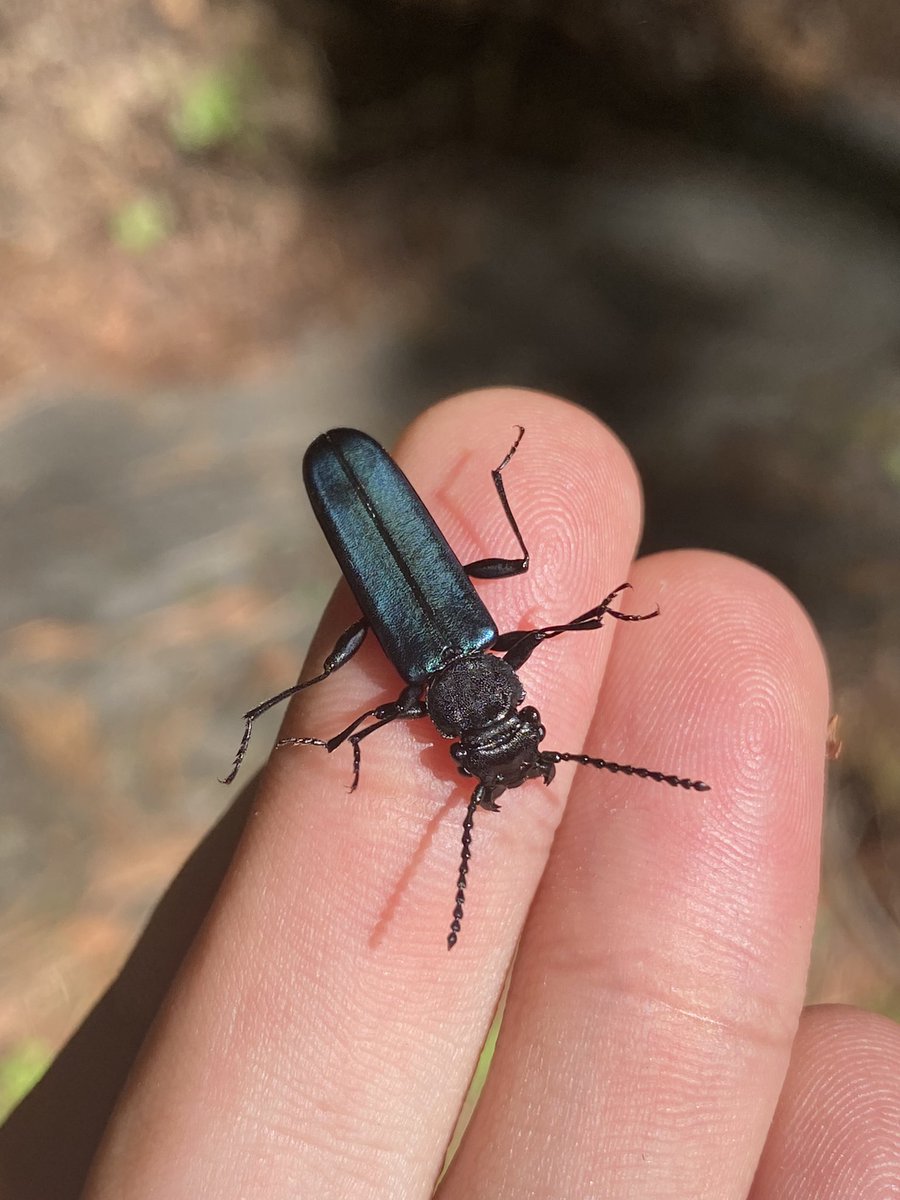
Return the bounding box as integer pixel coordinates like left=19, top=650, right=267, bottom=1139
left=395, top=388, right=644, bottom=570
left=631, top=549, right=831, bottom=804
left=751, top=1003, right=900, bottom=1200
left=644, top=548, right=830, bottom=693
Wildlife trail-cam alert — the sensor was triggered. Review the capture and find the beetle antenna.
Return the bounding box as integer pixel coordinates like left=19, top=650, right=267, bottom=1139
left=542, top=751, right=709, bottom=792
left=447, top=793, right=479, bottom=949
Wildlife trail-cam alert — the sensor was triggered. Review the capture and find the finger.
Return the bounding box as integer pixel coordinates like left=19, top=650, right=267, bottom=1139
left=440, top=551, right=829, bottom=1200
left=750, top=1004, right=900, bottom=1199
left=84, top=390, right=643, bottom=1200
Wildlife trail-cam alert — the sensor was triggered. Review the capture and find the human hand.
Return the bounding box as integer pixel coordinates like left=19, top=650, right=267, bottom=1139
left=3, top=390, right=898, bottom=1199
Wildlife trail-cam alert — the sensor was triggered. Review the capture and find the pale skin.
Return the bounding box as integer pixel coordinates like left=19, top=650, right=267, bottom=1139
left=2, top=390, right=898, bottom=1199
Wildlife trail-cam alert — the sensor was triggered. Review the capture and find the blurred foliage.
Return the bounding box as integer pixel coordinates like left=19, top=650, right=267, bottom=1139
left=441, top=1004, right=502, bottom=1173
left=0, top=1041, right=51, bottom=1121
left=110, top=196, right=173, bottom=253
left=883, top=441, right=900, bottom=489
left=171, top=63, right=255, bottom=153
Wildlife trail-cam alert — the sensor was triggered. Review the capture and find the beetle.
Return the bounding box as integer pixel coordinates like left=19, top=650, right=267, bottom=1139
left=223, top=426, right=709, bottom=948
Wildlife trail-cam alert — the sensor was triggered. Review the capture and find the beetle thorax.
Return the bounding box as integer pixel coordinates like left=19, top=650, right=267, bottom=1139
left=426, top=654, right=524, bottom=738
left=426, top=653, right=549, bottom=791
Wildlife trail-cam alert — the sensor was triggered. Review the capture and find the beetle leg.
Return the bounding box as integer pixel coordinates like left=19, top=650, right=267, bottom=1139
left=344, top=687, right=427, bottom=792
left=275, top=684, right=426, bottom=791
left=494, top=584, right=659, bottom=672
left=278, top=702, right=382, bottom=754
left=273, top=704, right=379, bottom=773
left=221, top=616, right=369, bottom=784
left=464, top=426, right=530, bottom=580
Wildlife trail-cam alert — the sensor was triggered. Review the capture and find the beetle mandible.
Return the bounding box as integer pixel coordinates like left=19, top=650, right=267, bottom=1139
left=223, top=427, right=709, bottom=948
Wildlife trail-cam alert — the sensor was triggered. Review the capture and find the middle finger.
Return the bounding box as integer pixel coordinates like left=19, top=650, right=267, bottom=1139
left=441, top=551, right=828, bottom=1199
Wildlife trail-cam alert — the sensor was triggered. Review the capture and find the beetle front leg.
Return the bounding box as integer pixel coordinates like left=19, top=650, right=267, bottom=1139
left=344, top=686, right=427, bottom=791
left=276, top=683, right=426, bottom=791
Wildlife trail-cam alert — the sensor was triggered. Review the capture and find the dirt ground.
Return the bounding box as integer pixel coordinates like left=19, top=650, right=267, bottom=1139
left=2, top=0, right=899, bottom=1113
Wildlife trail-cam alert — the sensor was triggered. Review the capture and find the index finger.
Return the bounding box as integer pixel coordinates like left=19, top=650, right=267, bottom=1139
left=84, top=389, right=644, bottom=1200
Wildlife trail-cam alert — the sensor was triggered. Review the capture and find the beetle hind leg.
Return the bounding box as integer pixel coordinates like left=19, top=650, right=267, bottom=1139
left=221, top=616, right=368, bottom=785
left=463, top=427, right=530, bottom=581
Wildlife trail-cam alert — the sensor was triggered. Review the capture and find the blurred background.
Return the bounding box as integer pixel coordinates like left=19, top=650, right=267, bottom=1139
left=1, top=0, right=899, bottom=1116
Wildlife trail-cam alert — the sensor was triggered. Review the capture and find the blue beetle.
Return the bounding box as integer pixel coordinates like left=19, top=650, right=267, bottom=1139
left=224, top=428, right=708, bottom=947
